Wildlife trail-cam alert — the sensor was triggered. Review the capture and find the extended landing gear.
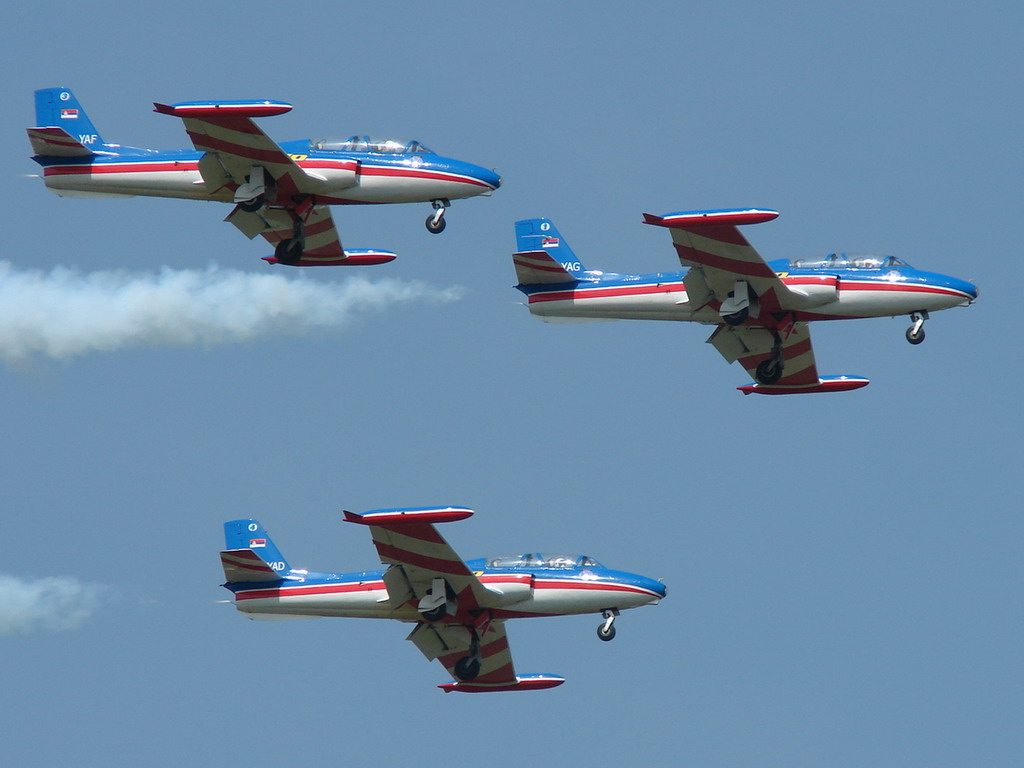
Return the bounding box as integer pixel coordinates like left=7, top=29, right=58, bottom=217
left=454, top=655, right=481, bottom=681
left=597, top=609, right=619, bottom=641
left=425, top=199, right=450, bottom=234
left=237, top=194, right=264, bottom=213
left=906, top=311, right=928, bottom=345
left=418, top=577, right=456, bottom=623
left=454, top=628, right=482, bottom=681
left=755, top=333, right=785, bottom=385
left=274, top=216, right=306, bottom=266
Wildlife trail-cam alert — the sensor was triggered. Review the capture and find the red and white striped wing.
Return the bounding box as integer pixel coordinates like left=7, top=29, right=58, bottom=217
left=409, top=621, right=518, bottom=689
left=162, top=109, right=310, bottom=198
left=362, top=521, right=495, bottom=612
left=708, top=322, right=821, bottom=387
left=645, top=212, right=795, bottom=314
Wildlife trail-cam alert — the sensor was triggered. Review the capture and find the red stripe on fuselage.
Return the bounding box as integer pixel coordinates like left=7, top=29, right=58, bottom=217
left=235, top=580, right=386, bottom=601
left=528, top=282, right=685, bottom=304
left=43, top=161, right=201, bottom=175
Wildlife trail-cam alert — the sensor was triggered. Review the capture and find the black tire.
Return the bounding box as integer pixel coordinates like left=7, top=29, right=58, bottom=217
left=420, top=605, right=446, bottom=622
left=425, top=213, right=447, bottom=234
left=597, top=623, right=616, bottom=642
left=756, top=359, right=783, bottom=385
left=454, top=656, right=481, bottom=681
left=723, top=307, right=749, bottom=326
left=906, top=326, right=925, bottom=345
left=237, top=195, right=264, bottom=213
left=274, top=238, right=304, bottom=266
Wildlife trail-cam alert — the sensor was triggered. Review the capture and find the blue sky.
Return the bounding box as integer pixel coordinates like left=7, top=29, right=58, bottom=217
left=1, top=1, right=1020, bottom=765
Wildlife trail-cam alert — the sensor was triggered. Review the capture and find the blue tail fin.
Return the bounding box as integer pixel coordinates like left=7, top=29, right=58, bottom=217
left=33, top=87, right=105, bottom=148
left=514, top=218, right=585, bottom=273
left=222, top=519, right=291, bottom=579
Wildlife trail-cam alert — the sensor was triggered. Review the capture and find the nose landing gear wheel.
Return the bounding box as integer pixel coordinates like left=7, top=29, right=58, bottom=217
left=426, top=210, right=446, bottom=234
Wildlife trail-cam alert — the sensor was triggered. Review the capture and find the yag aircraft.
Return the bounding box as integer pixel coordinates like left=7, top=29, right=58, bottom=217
left=27, top=87, right=501, bottom=267
left=512, top=209, right=978, bottom=394
left=219, top=507, right=666, bottom=692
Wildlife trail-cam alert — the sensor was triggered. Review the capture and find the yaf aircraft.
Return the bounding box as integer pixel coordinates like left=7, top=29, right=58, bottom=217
left=27, top=88, right=501, bottom=267
left=512, top=209, right=978, bottom=394
left=219, top=507, right=666, bottom=692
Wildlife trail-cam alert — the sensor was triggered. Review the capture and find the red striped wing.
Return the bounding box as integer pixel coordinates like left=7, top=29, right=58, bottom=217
left=415, top=621, right=517, bottom=688
left=666, top=225, right=794, bottom=315
left=709, top=323, right=821, bottom=386
left=365, top=522, right=495, bottom=612
left=176, top=114, right=310, bottom=198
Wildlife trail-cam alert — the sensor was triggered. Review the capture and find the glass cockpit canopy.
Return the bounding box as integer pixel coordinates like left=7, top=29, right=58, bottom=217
left=789, top=253, right=909, bottom=269
left=486, top=553, right=602, bottom=569
left=311, top=136, right=434, bottom=154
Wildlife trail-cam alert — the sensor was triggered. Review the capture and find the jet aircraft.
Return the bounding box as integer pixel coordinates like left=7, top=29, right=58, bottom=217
left=512, top=209, right=978, bottom=394
left=219, top=507, right=666, bottom=692
left=27, top=88, right=501, bottom=267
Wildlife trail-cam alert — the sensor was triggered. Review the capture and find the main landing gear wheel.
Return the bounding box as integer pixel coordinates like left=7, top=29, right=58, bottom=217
left=597, top=609, right=619, bottom=641
left=274, top=238, right=304, bottom=266
left=755, top=358, right=783, bottom=385
left=420, top=605, right=446, bottom=622
left=723, top=307, right=749, bottom=326
left=454, top=655, right=481, bottom=681
left=237, top=195, right=265, bottom=213
left=906, top=326, right=925, bottom=344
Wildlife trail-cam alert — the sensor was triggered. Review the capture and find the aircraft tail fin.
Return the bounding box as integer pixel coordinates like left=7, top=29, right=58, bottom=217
left=513, top=218, right=585, bottom=284
left=29, top=88, right=106, bottom=155
left=220, top=519, right=291, bottom=583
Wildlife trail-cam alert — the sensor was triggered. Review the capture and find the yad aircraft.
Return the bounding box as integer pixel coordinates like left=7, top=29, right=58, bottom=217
left=512, top=209, right=978, bottom=394
left=27, top=87, right=501, bottom=267
left=219, top=507, right=666, bottom=692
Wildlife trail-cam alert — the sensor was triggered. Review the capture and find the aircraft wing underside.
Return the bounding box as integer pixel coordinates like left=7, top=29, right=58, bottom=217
left=643, top=211, right=798, bottom=315
left=407, top=619, right=518, bottom=688
left=226, top=204, right=347, bottom=264
left=155, top=106, right=311, bottom=199
left=708, top=322, right=821, bottom=387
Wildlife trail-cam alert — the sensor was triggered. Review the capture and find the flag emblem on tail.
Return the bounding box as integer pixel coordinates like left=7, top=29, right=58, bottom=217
left=249, top=538, right=267, bottom=548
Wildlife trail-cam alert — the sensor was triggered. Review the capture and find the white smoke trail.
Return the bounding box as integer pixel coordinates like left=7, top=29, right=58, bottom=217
left=0, top=262, right=463, bottom=361
left=0, top=574, right=107, bottom=635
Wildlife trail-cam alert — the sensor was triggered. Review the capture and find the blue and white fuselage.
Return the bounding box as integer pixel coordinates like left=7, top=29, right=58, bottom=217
left=512, top=211, right=978, bottom=394
left=28, top=88, right=500, bottom=266
left=519, top=255, right=977, bottom=324
left=226, top=553, right=665, bottom=622
left=219, top=509, right=666, bottom=692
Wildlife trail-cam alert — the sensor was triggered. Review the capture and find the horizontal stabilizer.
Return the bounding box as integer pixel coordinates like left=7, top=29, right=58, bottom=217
left=220, top=549, right=285, bottom=583
left=513, top=249, right=579, bottom=285
left=438, top=674, right=566, bottom=693
left=26, top=127, right=96, bottom=157
left=737, top=375, right=870, bottom=395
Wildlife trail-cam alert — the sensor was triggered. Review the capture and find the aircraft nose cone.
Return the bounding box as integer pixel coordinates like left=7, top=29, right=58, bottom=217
left=642, top=576, right=668, bottom=600
left=950, top=276, right=979, bottom=302
left=478, top=166, right=501, bottom=190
